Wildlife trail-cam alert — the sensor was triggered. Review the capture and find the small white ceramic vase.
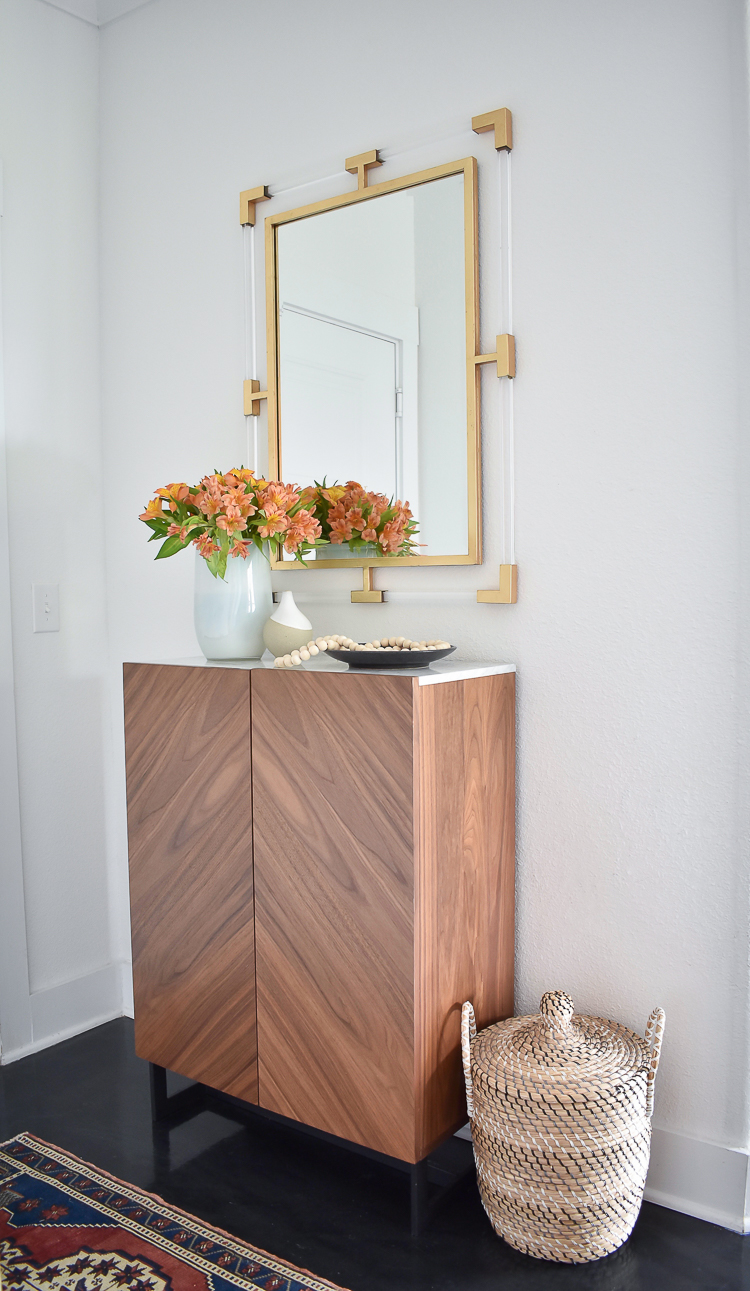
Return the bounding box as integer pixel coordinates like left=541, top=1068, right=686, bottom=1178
left=194, top=545, right=273, bottom=660
left=262, top=590, right=313, bottom=657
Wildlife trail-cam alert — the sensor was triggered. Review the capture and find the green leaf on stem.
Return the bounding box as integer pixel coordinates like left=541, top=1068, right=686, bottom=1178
left=155, top=533, right=187, bottom=560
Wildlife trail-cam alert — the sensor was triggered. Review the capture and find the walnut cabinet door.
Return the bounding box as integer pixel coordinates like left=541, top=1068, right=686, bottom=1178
left=250, top=667, right=515, bottom=1165
left=124, top=663, right=258, bottom=1102
left=251, top=669, right=417, bottom=1161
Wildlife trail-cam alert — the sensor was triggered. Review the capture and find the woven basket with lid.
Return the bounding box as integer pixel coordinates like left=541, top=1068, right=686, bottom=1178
left=461, top=991, right=665, bottom=1264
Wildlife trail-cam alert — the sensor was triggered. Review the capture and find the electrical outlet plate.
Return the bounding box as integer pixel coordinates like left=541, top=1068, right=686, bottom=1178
left=32, top=584, right=60, bottom=632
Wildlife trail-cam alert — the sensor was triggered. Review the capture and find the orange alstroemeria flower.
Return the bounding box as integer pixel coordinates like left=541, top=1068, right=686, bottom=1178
left=226, top=468, right=256, bottom=486
left=346, top=507, right=366, bottom=531
left=284, top=509, right=322, bottom=553
left=294, top=509, right=321, bottom=541
left=224, top=487, right=257, bottom=518
left=379, top=519, right=405, bottom=553
left=156, top=482, right=190, bottom=511
left=192, top=533, right=219, bottom=557
left=216, top=513, right=244, bottom=535
left=140, top=497, right=166, bottom=521
left=196, top=493, right=221, bottom=517
left=260, top=481, right=300, bottom=512
left=329, top=517, right=354, bottom=544
left=258, top=503, right=289, bottom=538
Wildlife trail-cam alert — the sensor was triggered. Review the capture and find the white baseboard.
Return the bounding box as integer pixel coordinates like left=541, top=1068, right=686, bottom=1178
left=121, top=960, right=134, bottom=1017
left=644, top=1127, right=750, bottom=1234
left=0, top=962, right=130, bottom=1063
left=455, top=1121, right=750, bottom=1234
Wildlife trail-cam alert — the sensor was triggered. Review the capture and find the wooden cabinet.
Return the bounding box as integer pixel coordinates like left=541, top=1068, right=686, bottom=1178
left=124, top=660, right=515, bottom=1164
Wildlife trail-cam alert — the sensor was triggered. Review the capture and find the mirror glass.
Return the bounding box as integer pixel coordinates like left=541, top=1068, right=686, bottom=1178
left=274, top=171, right=472, bottom=561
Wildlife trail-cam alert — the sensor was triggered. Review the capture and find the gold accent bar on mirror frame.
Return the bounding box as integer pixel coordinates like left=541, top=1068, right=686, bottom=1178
left=344, top=149, right=382, bottom=190
left=240, top=186, right=270, bottom=226
left=477, top=565, right=518, bottom=604
left=351, top=568, right=384, bottom=604
left=474, top=334, right=516, bottom=379
left=471, top=107, right=513, bottom=151
left=243, top=379, right=268, bottom=416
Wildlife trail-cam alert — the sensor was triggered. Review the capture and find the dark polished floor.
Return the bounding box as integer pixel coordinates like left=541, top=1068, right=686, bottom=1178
left=0, top=1019, right=747, bottom=1291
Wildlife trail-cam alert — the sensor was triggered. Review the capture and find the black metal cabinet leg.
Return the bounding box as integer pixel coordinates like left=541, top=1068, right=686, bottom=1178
left=410, top=1158, right=429, bottom=1237
left=149, top=1063, right=170, bottom=1122
left=149, top=1061, right=208, bottom=1125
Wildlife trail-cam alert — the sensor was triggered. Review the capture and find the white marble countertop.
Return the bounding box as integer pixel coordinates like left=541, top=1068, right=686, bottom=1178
left=129, top=655, right=516, bottom=685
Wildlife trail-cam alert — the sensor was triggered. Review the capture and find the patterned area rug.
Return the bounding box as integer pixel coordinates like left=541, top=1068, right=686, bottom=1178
left=0, top=1133, right=347, bottom=1291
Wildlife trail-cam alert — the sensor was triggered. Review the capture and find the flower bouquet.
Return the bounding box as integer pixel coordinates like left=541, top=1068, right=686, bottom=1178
left=139, top=470, right=419, bottom=579
left=300, top=481, right=419, bottom=556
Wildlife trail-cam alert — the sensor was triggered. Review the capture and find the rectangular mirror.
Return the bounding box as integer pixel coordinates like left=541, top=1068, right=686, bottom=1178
left=265, top=158, right=480, bottom=566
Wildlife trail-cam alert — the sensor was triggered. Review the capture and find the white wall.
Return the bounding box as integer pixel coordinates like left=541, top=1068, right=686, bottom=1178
left=1, top=0, right=747, bottom=1235
left=98, top=0, right=750, bottom=1229
left=0, top=0, right=125, bottom=1060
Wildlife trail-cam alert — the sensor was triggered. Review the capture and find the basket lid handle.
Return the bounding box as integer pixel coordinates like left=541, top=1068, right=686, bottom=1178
left=540, top=990, right=574, bottom=1034
left=461, top=1001, right=477, bottom=1118
left=645, top=1007, right=666, bottom=1118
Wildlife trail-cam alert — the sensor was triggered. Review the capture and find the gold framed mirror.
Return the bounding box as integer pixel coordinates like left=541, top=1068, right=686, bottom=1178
left=263, top=157, right=480, bottom=570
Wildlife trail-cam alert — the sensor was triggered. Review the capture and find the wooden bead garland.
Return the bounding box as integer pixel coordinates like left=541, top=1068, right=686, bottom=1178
left=273, top=634, right=451, bottom=668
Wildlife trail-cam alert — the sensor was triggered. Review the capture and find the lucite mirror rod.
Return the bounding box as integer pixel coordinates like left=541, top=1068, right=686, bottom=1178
left=472, top=107, right=518, bottom=604
left=263, top=157, right=480, bottom=570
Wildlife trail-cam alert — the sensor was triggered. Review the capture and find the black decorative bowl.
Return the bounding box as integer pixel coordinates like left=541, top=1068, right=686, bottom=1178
left=327, top=645, right=456, bottom=670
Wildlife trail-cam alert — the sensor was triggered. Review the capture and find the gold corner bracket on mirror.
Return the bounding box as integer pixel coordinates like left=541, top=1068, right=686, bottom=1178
left=472, top=107, right=513, bottom=151
left=351, top=568, right=384, bottom=604
left=477, top=564, right=518, bottom=604
left=240, top=185, right=270, bottom=226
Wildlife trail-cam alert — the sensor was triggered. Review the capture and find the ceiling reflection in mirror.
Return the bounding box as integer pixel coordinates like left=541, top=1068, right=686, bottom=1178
left=273, top=169, right=475, bottom=562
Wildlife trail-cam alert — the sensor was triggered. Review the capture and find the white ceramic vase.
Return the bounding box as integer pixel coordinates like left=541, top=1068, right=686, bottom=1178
left=193, top=545, right=273, bottom=660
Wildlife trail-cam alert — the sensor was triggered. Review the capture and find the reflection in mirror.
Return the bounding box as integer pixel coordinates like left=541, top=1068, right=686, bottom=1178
left=276, top=172, right=469, bottom=560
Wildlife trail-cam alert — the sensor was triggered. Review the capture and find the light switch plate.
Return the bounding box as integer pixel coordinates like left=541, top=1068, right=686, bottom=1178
left=32, top=584, right=59, bottom=632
